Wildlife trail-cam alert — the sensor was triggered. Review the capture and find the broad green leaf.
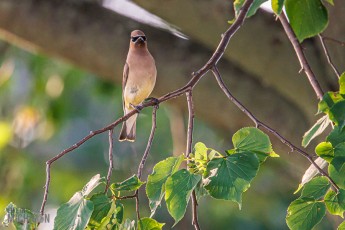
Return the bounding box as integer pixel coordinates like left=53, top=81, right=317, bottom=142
left=339, top=221, right=345, bottom=230
left=204, top=152, right=259, bottom=207
left=302, top=115, right=330, bottom=147
left=330, top=100, right=345, bottom=130
left=194, top=142, right=221, bottom=161
left=54, top=174, right=102, bottom=230
left=165, top=169, right=201, bottom=225
left=300, top=176, right=330, bottom=199
left=285, top=0, right=328, bottom=42
left=324, top=0, right=334, bottom=5
left=54, top=192, right=94, bottom=230
left=315, top=142, right=334, bottom=162
left=271, top=0, right=285, bottom=14
left=286, top=198, right=326, bottom=230
left=2, top=203, right=39, bottom=230
left=146, top=156, right=184, bottom=215
left=329, top=156, right=345, bottom=189
left=234, top=0, right=268, bottom=18
left=324, top=189, right=345, bottom=217
left=232, top=127, right=273, bottom=154
left=138, top=218, right=164, bottom=230
left=111, top=175, right=144, bottom=192
left=295, top=157, right=328, bottom=194
left=88, top=194, right=112, bottom=228
left=327, top=126, right=345, bottom=147
left=334, top=143, right=345, bottom=157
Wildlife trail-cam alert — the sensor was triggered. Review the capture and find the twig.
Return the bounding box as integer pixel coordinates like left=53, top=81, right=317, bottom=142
left=104, top=129, right=114, bottom=193
left=114, top=194, right=136, bottom=200
left=278, top=12, right=324, bottom=100
left=39, top=0, right=254, bottom=215
left=135, top=105, right=158, bottom=222
left=211, top=66, right=340, bottom=192
left=185, top=91, right=200, bottom=230
left=318, top=34, right=340, bottom=78
left=323, top=36, right=345, bottom=47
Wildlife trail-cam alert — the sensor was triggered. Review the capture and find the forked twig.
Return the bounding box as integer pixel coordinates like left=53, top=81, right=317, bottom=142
left=211, top=66, right=339, bottom=192
left=318, top=34, right=340, bottom=78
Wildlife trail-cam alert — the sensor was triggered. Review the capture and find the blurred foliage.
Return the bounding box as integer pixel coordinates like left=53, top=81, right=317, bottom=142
left=0, top=41, right=339, bottom=229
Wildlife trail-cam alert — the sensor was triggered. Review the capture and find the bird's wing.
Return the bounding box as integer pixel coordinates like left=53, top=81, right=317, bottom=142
left=122, top=62, right=129, bottom=111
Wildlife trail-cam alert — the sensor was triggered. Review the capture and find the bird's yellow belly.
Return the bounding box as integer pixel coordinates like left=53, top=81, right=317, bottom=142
left=124, top=78, right=155, bottom=108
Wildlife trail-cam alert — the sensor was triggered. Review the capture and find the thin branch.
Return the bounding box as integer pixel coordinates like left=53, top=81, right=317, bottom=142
left=113, top=194, right=136, bottom=200
left=185, top=91, right=200, bottom=230
left=278, top=12, right=324, bottom=100
left=318, top=34, right=340, bottom=78
left=39, top=0, right=254, bottom=215
left=104, top=129, right=114, bottom=193
left=135, top=105, right=158, bottom=222
left=323, top=36, right=345, bottom=47
left=212, top=66, right=340, bottom=192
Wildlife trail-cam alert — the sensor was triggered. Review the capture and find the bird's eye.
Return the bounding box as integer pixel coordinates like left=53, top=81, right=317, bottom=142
left=131, top=36, right=146, bottom=42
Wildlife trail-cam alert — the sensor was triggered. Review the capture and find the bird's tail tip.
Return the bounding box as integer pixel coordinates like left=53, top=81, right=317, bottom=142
left=118, top=121, right=136, bottom=142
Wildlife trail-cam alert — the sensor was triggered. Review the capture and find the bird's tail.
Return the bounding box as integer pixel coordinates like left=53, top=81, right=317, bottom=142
left=119, top=114, right=137, bottom=142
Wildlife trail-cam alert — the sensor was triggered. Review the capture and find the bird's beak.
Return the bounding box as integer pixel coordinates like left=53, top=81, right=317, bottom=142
left=137, top=37, right=144, bottom=42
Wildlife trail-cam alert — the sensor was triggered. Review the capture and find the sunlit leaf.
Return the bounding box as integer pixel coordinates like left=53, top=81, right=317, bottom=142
left=302, top=115, right=330, bottom=147
left=271, top=0, right=285, bottom=14
left=285, top=0, right=328, bottom=42
left=54, top=174, right=102, bottom=230
left=339, top=72, right=345, bottom=94
left=111, top=175, right=145, bottom=192
left=315, top=142, right=334, bottom=162
left=327, top=126, right=345, bottom=147
left=329, top=156, right=345, bottom=189
left=138, top=217, right=164, bottom=230
left=2, top=203, right=39, bottom=230
left=165, top=169, right=201, bottom=225
left=204, top=152, right=259, bottom=207
left=299, top=176, right=330, bottom=199
left=233, top=0, right=268, bottom=18
left=338, top=220, right=345, bottom=230
left=286, top=198, right=326, bottom=230
left=146, top=156, right=184, bottom=216
left=324, top=189, right=345, bottom=218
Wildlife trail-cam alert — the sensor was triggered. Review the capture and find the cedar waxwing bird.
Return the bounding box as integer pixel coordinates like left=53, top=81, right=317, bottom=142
left=119, top=30, right=157, bottom=142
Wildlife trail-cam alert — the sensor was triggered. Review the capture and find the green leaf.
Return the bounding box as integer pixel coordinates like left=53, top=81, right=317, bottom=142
left=324, top=189, right=345, bottom=217
left=285, top=0, right=328, bottom=42
left=194, top=142, right=221, bottom=161
left=233, top=0, right=268, bottom=18
left=300, top=176, right=330, bottom=199
left=54, top=192, right=94, bottom=230
left=302, top=115, right=330, bottom=147
left=315, top=142, right=334, bottom=162
left=88, top=193, right=112, bottom=228
left=338, top=221, right=345, bottom=230
left=146, top=156, right=184, bottom=215
left=324, top=0, right=334, bottom=5
left=339, top=72, right=345, bottom=94
left=233, top=127, right=273, bottom=154
left=204, top=152, right=260, bottom=207
left=118, top=219, right=135, bottom=230
left=318, top=92, right=344, bottom=114
left=329, top=156, right=345, bottom=189
left=271, top=0, right=285, bottom=14
left=54, top=174, right=102, bottom=230
left=111, top=175, right=145, bottom=192
left=327, top=126, right=345, bottom=147
left=2, top=203, right=39, bottom=230
left=330, top=100, right=345, bottom=130
left=165, top=169, right=201, bottom=225
left=138, top=218, right=164, bottom=230
left=286, top=198, right=326, bottom=230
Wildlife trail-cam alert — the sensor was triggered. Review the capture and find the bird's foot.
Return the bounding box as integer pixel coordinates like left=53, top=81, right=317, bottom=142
left=130, top=103, right=143, bottom=112
left=144, top=97, right=160, bottom=108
